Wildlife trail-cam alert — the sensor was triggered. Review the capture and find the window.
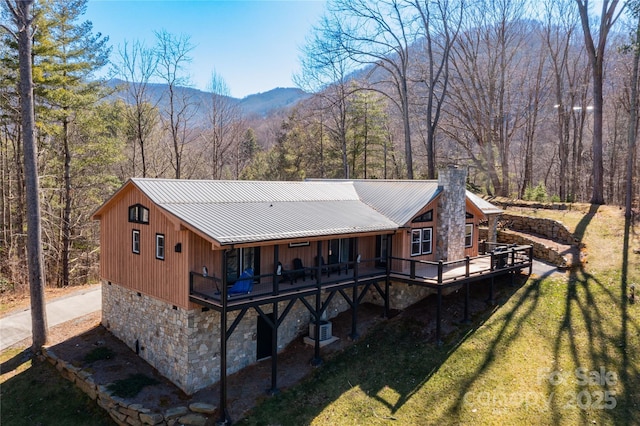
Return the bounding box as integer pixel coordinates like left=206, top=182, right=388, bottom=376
left=465, top=223, right=474, bottom=247
left=411, top=228, right=432, bottom=256
left=156, top=234, right=165, bottom=260
left=132, top=230, right=140, bottom=254
left=128, top=204, right=149, bottom=224
left=226, top=247, right=260, bottom=282
left=422, top=228, right=432, bottom=254
left=411, top=209, right=433, bottom=223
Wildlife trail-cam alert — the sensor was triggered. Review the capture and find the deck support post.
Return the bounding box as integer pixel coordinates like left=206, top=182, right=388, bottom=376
left=436, top=286, right=443, bottom=345
left=487, top=277, right=495, bottom=305
left=311, top=241, right=323, bottom=367
left=384, top=234, right=392, bottom=318
left=268, top=301, right=279, bottom=395
left=463, top=281, right=470, bottom=323
left=350, top=238, right=360, bottom=341
left=273, top=245, right=280, bottom=296
left=528, top=245, right=534, bottom=275
left=217, top=250, right=231, bottom=425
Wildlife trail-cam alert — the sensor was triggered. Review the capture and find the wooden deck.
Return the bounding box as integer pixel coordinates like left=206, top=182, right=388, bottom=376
left=189, top=245, right=533, bottom=309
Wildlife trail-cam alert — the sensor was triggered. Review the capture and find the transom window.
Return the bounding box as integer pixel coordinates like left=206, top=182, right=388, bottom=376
left=411, top=209, right=433, bottom=223
left=411, top=228, right=432, bottom=256
left=156, top=234, right=165, bottom=260
left=132, top=230, right=140, bottom=254
left=128, top=204, right=149, bottom=224
left=465, top=223, right=474, bottom=247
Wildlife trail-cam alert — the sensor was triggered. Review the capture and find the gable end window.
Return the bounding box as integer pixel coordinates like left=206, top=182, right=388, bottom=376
left=465, top=223, right=474, bottom=247
left=411, top=209, right=433, bottom=223
left=411, top=228, right=433, bottom=256
left=128, top=204, right=149, bottom=224
left=132, top=229, right=140, bottom=254
left=156, top=234, right=165, bottom=260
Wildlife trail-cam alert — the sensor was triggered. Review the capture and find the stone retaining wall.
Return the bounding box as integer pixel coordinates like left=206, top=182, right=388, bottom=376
left=500, top=213, right=578, bottom=246
left=498, top=230, right=568, bottom=267
left=479, top=227, right=574, bottom=268
left=40, top=347, right=215, bottom=426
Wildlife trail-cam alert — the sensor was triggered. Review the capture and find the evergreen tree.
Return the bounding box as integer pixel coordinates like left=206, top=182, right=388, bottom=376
left=33, top=0, right=110, bottom=287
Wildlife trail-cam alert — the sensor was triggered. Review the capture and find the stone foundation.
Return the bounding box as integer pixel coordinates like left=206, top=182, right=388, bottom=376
left=102, top=281, right=364, bottom=394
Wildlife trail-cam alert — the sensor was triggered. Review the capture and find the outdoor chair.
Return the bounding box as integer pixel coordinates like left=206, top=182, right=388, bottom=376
left=228, top=267, right=254, bottom=294
left=291, top=258, right=306, bottom=282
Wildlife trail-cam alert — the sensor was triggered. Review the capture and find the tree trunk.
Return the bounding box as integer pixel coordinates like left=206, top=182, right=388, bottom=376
left=626, top=15, right=640, bottom=218
left=591, top=64, right=605, bottom=204
left=62, top=117, right=71, bottom=287
left=13, top=0, right=48, bottom=350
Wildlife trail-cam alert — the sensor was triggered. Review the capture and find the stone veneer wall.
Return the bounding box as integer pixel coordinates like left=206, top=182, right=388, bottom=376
left=102, top=280, right=354, bottom=394
left=51, top=278, right=439, bottom=425
left=436, top=166, right=467, bottom=261
left=500, top=213, right=578, bottom=246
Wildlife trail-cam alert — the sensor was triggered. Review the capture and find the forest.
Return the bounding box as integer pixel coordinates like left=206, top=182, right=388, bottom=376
left=1, top=0, right=639, bottom=293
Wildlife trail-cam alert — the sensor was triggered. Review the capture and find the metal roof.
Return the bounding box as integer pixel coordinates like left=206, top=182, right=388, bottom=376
left=465, top=191, right=503, bottom=215
left=115, top=178, right=501, bottom=245
left=130, top=179, right=398, bottom=245
left=351, top=180, right=441, bottom=225
left=161, top=200, right=397, bottom=245
left=132, top=179, right=360, bottom=204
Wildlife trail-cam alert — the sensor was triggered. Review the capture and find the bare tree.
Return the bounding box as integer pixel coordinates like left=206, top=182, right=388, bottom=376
left=296, top=13, right=357, bottom=178
left=327, top=0, right=418, bottom=178
left=154, top=30, right=196, bottom=179
left=625, top=1, right=640, bottom=217
left=411, top=0, right=464, bottom=178
left=1, top=0, right=48, bottom=350
left=113, top=39, right=158, bottom=178
left=203, top=71, right=243, bottom=179
left=543, top=0, right=591, bottom=201
left=575, top=0, right=626, bottom=204
left=446, top=0, right=530, bottom=196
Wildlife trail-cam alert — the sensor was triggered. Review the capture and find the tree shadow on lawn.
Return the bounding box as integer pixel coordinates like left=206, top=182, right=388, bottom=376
left=544, top=205, right=640, bottom=425
left=0, top=348, right=114, bottom=426
left=241, top=272, right=543, bottom=424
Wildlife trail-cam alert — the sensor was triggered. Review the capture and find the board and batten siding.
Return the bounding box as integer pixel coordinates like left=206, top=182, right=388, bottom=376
left=99, top=186, right=190, bottom=309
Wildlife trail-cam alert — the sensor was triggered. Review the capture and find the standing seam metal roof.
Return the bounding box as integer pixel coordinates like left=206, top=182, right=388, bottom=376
left=126, top=178, right=500, bottom=245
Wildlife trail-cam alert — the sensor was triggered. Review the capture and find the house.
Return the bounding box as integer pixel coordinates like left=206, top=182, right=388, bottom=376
left=92, top=166, right=530, bottom=420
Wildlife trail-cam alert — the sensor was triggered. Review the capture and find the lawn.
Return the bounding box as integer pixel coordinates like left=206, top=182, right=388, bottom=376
left=240, top=205, right=640, bottom=425
left=0, top=348, right=115, bottom=426
left=1, top=205, right=638, bottom=425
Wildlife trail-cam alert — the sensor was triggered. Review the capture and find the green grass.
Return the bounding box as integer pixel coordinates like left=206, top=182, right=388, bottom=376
left=0, top=349, right=115, bottom=426
left=240, top=207, right=640, bottom=425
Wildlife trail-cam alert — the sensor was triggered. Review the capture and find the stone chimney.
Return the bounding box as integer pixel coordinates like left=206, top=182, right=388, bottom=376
left=436, top=165, right=467, bottom=261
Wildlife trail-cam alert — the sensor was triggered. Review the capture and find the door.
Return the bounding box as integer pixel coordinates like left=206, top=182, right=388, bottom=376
left=256, top=312, right=274, bottom=360
left=328, top=238, right=354, bottom=266
left=376, top=234, right=388, bottom=267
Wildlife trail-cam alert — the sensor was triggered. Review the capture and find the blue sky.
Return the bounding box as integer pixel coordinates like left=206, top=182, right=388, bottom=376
left=85, top=0, right=327, bottom=98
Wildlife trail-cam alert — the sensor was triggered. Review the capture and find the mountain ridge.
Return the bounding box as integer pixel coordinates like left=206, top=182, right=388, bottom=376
left=106, top=78, right=311, bottom=118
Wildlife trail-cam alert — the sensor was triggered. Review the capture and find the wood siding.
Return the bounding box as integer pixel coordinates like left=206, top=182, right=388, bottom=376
left=99, top=186, right=190, bottom=308
left=97, top=183, right=488, bottom=309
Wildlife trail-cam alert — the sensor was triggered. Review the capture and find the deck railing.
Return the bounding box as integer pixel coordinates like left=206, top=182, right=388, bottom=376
left=389, top=244, right=533, bottom=285
left=190, top=246, right=533, bottom=304
left=189, top=256, right=388, bottom=303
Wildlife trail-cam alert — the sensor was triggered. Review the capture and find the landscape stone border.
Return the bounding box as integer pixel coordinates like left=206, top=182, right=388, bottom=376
left=39, top=347, right=215, bottom=426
